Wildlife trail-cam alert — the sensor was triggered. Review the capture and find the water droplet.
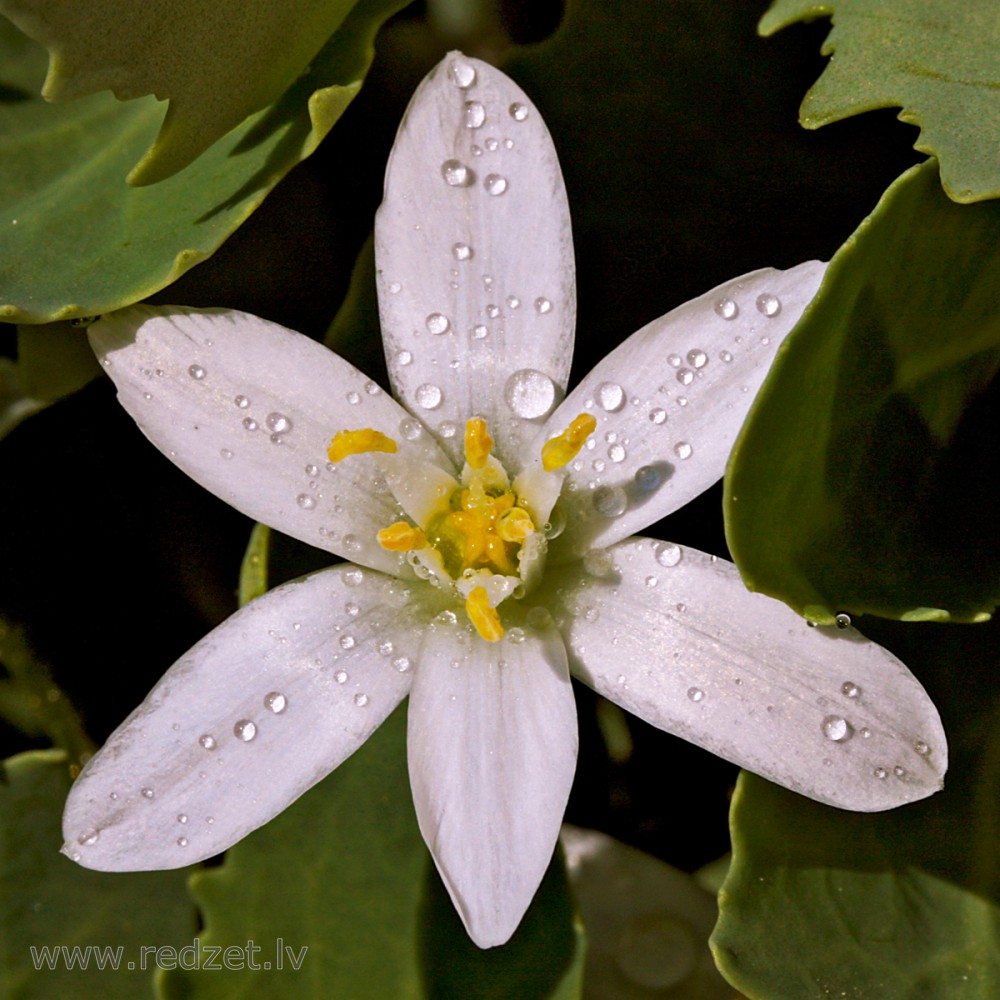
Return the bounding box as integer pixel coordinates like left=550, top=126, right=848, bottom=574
left=534, top=297, right=553, bottom=316
left=266, top=412, right=292, bottom=434
left=452, top=243, right=473, bottom=261
left=339, top=634, right=357, bottom=651
left=484, top=174, right=508, bottom=196
left=391, top=655, right=412, bottom=673
left=426, top=312, right=451, bottom=335
left=242, top=417, right=258, bottom=431
left=346, top=390, right=361, bottom=405
left=220, top=448, right=233, bottom=460
left=199, top=735, right=217, bottom=751
left=841, top=681, right=861, bottom=699
left=334, top=670, right=348, bottom=684
left=506, top=295, right=521, bottom=309
left=504, top=369, right=557, bottom=419
left=464, top=100, right=486, bottom=128
left=305, top=464, right=320, bottom=477
left=714, top=298, right=739, bottom=320
left=874, top=767, right=888, bottom=780
left=441, top=160, right=472, bottom=186
left=485, top=137, right=499, bottom=152
left=388, top=281, right=402, bottom=294
left=596, top=381, right=625, bottom=412
left=377, top=639, right=394, bottom=657
left=673, top=441, right=693, bottom=460
left=414, top=384, right=442, bottom=411
left=634, top=466, right=662, bottom=492
left=297, top=494, right=316, bottom=510
left=894, top=765, right=906, bottom=778
left=234, top=719, right=257, bottom=742
left=593, top=485, right=627, bottom=518
left=687, top=349, right=708, bottom=369
left=859, top=727, right=871, bottom=739
left=354, top=693, right=369, bottom=708
left=914, top=740, right=931, bottom=756
left=188, top=364, right=206, bottom=380
left=649, top=407, right=667, bottom=425
left=448, top=58, right=476, bottom=89
left=79, top=829, right=100, bottom=846
left=583, top=549, right=615, bottom=577
left=608, top=443, right=626, bottom=463
left=544, top=508, right=566, bottom=539
left=486, top=303, right=501, bottom=319
left=687, top=687, right=705, bottom=703
left=645, top=575, right=658, bottom=587
left=344, top=568, right=363, bottom=586
left=509, top=102, right=529, bottom=121
left=141, top=787, right=155, bottom=799
left=676, top=368, right=694, bottom=386
left=756, top=293, right=781, bottom=317
left=265, top=691, right=287, bottom=713
left=822, top=715, right=853, bottom=742
left=719, top=350, right=733, bottom=363
left=235, top=395, right=250, bottom=408
left=177, top=814, right=188, bottom=824
left=343, top=534, right=360, bottom=552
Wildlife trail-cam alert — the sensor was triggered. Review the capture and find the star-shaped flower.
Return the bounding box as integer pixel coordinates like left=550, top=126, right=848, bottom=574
left=64, top=53, right=946, bottom=948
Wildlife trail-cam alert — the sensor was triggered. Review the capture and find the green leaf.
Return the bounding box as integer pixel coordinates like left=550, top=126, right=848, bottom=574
left=1, top=750, right=195, bottom=998
left=0, top=0, right=407, bottom=324
left=237, top=524, right=271, bottom=608
left=725, top=159, right=1000, bottom=623
left=158, top=700, right=582, bottom=1000
left=0, top=0, right=362, bottom=185
left=760, top=0, right=1000, bottom=203
left=712, top=619, right=1000, bottom=998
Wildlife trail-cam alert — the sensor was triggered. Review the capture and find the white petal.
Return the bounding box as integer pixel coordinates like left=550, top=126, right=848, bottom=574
left=407, top=615, right=577, bottom=947
left=532, top=263, right=827, bottom=561
left=89, top=306, right=454, bottom=575
left=62, top=564, right=424, bottom=870
left=544, top=537, right=946, bottom=811
left=375, top=53, right=575, bottom=469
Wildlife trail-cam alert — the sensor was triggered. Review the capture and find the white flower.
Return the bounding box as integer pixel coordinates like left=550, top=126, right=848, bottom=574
left=64, top=53, right=946, bottom=948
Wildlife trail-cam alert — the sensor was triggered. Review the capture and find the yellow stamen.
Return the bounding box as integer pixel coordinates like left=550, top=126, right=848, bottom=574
left=377, top=521, right=427, bottom=552
left=541, top=413, right=597, bottom=471
left=466, top=586, right=504, bottom=642
left=464, top=418, right=493, bottom=470
left=497, top=507, right=534, bottom=542
left=328, top=428, right=398, bottom=463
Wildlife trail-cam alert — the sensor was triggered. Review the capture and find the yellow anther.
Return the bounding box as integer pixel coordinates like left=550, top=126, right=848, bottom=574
left=541, top=413, right=597, bottom=471
left=327, top=428, right=397, bottom=463
left=466, top=586, right=504, bottom=642
left=497, top=506, right=534, bottom=543
left=464, top=418, right=493, bottom=470
left=377, top=521, right=427, bottom=552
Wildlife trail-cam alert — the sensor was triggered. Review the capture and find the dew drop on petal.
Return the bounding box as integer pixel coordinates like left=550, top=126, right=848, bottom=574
left=484, top=174, right=508, bottom=196
left=264, top=691, right=287, bottom=713
left=340, top=634, right=356, bottom=650
left=583, top=549, right=615, bottom=577
left=756, top=293, right=782, bottom=317
left=449, top=58, right=476, bottom=89
left=593, top=485, right=627, bottom=518
left=141, top=787, right=155, bottom=799
left=354, top=693, right=369, bottom=708
left=393, top=656, right=412, bottom=672
left=426, top=312, right=451, bottom=335
left=596, top=381, right=625, bottom=412
left=649, top=408, right=667, bottom=425
left=835, top=613, right=852, bottom=629
left=234, top=719, right=257, bottom=742
left=297, top=494, right=316, bottom=510
left=654, top=541, right=683, bottom=567
left=534, top=297, right=553, bottom=315
left=464, top=100, right=486, bottom=128
left=714, top=298, right=739, bottom=320
left=396, top=350, right=413, bottom=367
left=673, top=442, right=693, bottom=460
left=874, top=767, right=888, bottom=780
left=399, top=417, right=423, bottom=440
left=177, top=837, right=189, bottom=848
left=343, top=568, right=363, bottom=587
left=188, top=364, right=206, bottom=380
left=914, top=740, right=931, bottom=756
left=243, top=417, right=258, bottom=431
left=687, top=687, right=705, bottom=703
left=822, top=715, right=853, bottom=742
left=234, top=395, right=250, bottom=408
left=452, top=243, right=473, bottom=261
left=388, top=281, right=401, bottom=294
left=634, top=465, right=662, bottom=492
left=266, top=412, right=292, bottom=434
left=504, top=369, right=557, bottom=419
left=687, top=349, right=708, bottom=369
left=509, top=102, right=529, bottom=121
left=676, top=368, right=694, bottom=386
left=199, top=735, right=217, bottom=751
left=608, top=443, right=626, bottom=463
left=439, top=420, right=458, bottom=438
left=841, top=681, right=861, bottom=699
left=334, top=670, right=348, bottom=684
left=719, top=350, right=734, bottom=363
left=471, top=324, right=488, bottom=340
left=220, top=448, right=233, bottom=460
left=177, top=814, right=188, bottom=824
left=415, top=384, right=443, bottom=410
left=442, top=160, right=472, bottom=187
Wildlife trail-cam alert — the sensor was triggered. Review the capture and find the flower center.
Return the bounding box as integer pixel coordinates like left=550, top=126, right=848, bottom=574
left=327, top=413, right=595, bottom=641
